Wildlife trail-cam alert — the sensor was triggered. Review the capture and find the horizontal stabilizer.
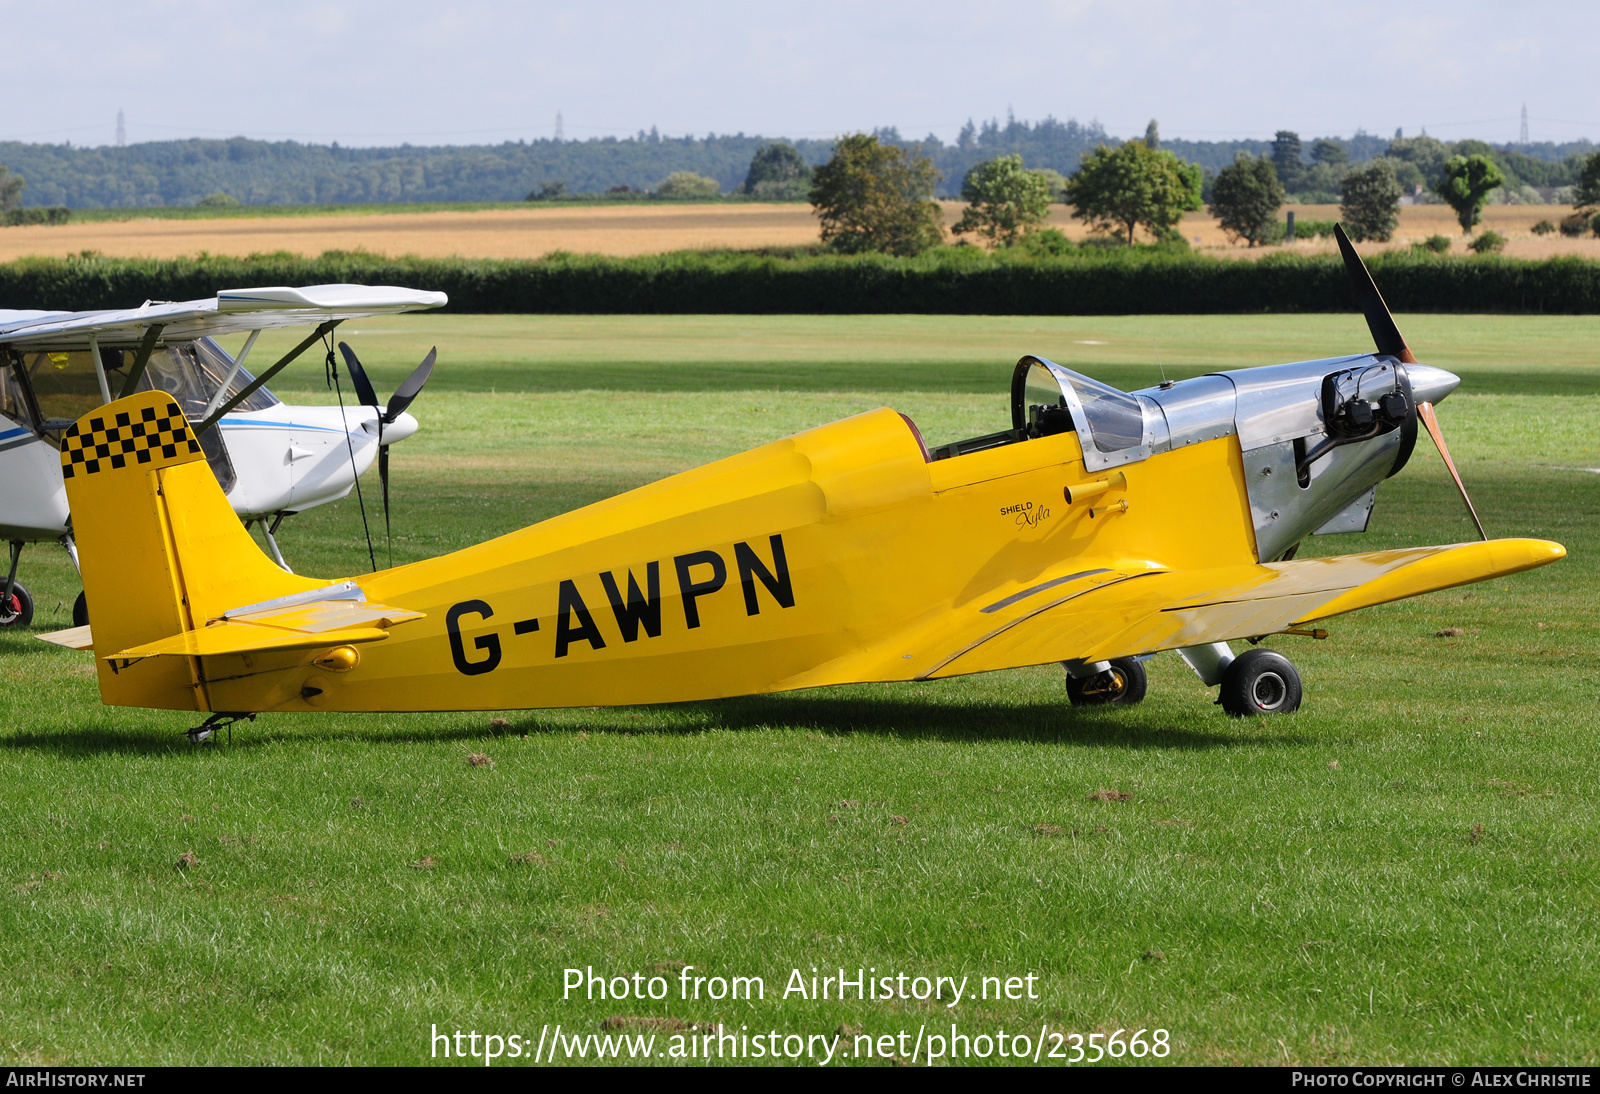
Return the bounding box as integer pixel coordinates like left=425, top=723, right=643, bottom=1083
left=110, top=624, right=394, bottom=660
left=107, top=598, right=425, bottom=661
left=38, top=625, right=94, bottom=651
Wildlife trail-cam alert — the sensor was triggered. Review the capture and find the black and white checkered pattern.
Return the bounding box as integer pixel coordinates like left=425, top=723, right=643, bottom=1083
left=60, top=403, right=201, bottom=479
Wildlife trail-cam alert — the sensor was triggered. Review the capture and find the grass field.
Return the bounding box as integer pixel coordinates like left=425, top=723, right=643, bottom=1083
left=1, top=315, right=1596, bottom=1066
left=1, top=202, right=1594, bottom=263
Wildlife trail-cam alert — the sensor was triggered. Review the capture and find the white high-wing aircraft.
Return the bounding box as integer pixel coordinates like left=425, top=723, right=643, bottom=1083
left=0, top=283, right=446, bottom=627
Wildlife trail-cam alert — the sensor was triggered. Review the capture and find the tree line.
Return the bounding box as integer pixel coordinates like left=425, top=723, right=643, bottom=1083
left=798, top=128, right=1600, bottom=256
left=0, top=123, right=1591, bottom=209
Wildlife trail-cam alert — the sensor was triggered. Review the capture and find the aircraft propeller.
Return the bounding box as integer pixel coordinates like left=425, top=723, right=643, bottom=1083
left=1333, top=224, right=1487, bottom=541
left=337, top=341, right=438, bottom=551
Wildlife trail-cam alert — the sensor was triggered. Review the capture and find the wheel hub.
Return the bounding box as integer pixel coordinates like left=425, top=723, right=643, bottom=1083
left=1083, top=667, right=1127, bottom=700
left=1252, top=671, right=1288, bottom=711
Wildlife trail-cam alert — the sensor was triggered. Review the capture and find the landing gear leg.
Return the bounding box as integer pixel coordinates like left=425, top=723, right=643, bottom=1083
left=1063, top=657, right=1148, bottom=706
left=64, top=535, right=89, bottom=627
left=261, top=512, right=292, bottom=573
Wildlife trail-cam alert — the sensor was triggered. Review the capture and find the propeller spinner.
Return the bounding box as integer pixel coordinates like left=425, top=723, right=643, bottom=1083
left=338, top=342, right=438, bottom=554
left=1333, top=225, right=1486, bottom=541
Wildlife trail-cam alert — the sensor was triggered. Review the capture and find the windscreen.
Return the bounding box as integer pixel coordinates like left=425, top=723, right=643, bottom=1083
left=1023, top=361, right=1065, bottom=412
left=96, top=338, right=281, bottom=419
left=1064, top=372, right=1145, bottom=453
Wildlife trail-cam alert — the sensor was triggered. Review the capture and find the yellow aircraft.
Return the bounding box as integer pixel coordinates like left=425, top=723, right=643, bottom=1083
left=41, top=230, right=1563, bottom=738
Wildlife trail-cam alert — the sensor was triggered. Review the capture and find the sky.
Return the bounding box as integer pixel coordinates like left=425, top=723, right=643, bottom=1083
left=2, top=0, right=1597, bottom=148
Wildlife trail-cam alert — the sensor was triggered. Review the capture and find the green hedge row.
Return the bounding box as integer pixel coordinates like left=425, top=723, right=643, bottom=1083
left=2, top=249, right=1598, bottom=314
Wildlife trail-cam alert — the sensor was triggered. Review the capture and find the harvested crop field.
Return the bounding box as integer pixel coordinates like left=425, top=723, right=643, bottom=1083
left=0, top=201, right=1593, bottom=262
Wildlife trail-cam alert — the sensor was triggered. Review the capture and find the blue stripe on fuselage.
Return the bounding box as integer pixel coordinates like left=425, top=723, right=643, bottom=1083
left=218, top=417, right=358, bottom=434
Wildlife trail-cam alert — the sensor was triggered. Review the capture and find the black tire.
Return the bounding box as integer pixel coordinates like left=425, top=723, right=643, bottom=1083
left=0, top=582, right=34, bottom=628
left=1219, top=648, right=1302, bottom=716
left=1066, top=657, right=1148, bottom=706
left=72, top=591, right=89, bottom=628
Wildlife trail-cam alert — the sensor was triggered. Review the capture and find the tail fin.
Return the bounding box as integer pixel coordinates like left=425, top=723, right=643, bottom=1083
left=62, top=391, right=321, bottom=709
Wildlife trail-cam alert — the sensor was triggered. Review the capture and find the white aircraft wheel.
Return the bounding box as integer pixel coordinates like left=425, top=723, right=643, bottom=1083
left=1066, top=657, right=1148, bottom=706
left=1219, top=648, right=1302, bottom=717
left=0, top=582, right=34, bottom=628
left=73, top=591, right=89, bottom=628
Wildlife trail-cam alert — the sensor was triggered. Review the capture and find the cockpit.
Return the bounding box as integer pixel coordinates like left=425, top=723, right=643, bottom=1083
left=926, top=356, right=1156, bottom=470
left=0, top=336, right=279, bottom=441
left=0, top=336, right=279, bottom=495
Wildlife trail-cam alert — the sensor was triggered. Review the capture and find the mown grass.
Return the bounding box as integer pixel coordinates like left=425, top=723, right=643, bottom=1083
left=0, top=315, right=1596, bottom=1066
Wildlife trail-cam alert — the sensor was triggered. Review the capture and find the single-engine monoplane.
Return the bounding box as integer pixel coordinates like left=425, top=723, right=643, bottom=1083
left=41, top=230, right=1563, bottom=734
left=0, top=283, right=445, bottom=626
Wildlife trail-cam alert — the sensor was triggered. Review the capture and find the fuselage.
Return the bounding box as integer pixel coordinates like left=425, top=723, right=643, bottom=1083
left=197, top=353, right=1464, bottom=713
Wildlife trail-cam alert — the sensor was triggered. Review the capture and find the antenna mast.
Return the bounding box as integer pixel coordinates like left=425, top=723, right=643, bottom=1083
left=115, top=109, right=125, bottom=147
left=1519, top=103, right=1529, bottom=145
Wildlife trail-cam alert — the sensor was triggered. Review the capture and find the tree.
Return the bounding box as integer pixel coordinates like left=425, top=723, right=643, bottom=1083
left=1209, top=153, right=1284, bottom=247
left=1386, top=135, right=1451, bottom=186
left=1271, top=131, right=1304, bottom=192
left=808, top=134, right=944, bottom=256
left=742, top=142, right=811, bottom=200
left=1064, top=140, right=1202, bottom=245
left=1031, top=168, right=1068, bottom=203
left=1340, top=159, right=1403, bottom=242
left=1434, top=154, right=1505, bottom=233
left=951, top=155, right=1054, bottom=246
left=1573, top=151, right=1600, bottom=210
left=1144, top=119, right=1160, bottom=150
left=0, top=166, right=23, bottom=213
left=655, top=172, right=721, bottom=199
left=1310, top=139, right=1348, bottom=167
left=197, top=191, right=239, bottom=207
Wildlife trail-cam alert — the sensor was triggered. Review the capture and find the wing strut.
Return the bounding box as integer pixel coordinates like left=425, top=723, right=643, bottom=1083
left=117, top=324, right=166, bottom=399
left=196, top=320, right=340, bottom=436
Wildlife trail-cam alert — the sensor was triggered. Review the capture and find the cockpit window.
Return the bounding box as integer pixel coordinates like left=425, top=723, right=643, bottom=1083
left=2, top=337, right=281, bottom=448
left=98, top=337, right=281, bottom=419
left=25, top=350, right=104, bottom=429
left=1064, top=371, right=1145, bottom=453
left=1023, top=361, right=1064, bottom=414
left=192, top=337, right=281, bottom=413
left=1020, top=361, right=1075, bottom=438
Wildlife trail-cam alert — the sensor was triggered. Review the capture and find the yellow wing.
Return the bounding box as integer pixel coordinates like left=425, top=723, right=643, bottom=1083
left=924, top=538, right=1564, bottom=677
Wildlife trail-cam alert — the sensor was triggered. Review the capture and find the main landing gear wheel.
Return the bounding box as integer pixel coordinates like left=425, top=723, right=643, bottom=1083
left=1066, top=657, right=1148, bottom=706
left=0, top=583, right=33, bottom=627
left=1219, top=648, right=1302, bottom=717
left=72, top=591, right=89, bottom=628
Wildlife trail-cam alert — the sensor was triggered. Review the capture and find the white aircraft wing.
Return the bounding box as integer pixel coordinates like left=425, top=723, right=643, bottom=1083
left=0, top=284, right=447, bottom=348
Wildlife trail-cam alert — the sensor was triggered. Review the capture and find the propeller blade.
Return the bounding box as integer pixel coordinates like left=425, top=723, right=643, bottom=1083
left=383, top=347, right=437, bottom=424
left=1417, top=401, right=1487, bottom=541
left=337, top=342, right=381, bottom=408
left=1334, top=223, right=1416, bottom=364
left=379, top=443, right=392, bottom=550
